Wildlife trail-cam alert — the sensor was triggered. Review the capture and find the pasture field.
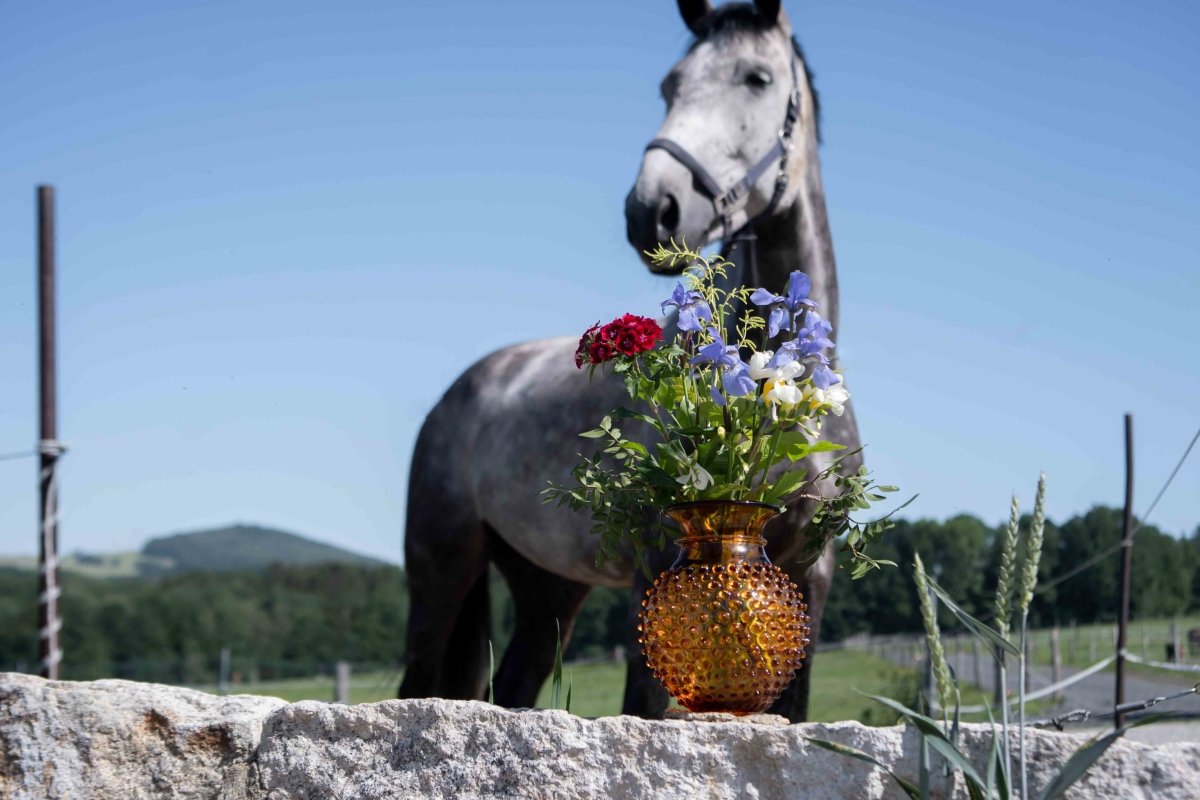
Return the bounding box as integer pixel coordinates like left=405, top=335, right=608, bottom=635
left=1013, top=615, right=1200, bottom=688
left=195, top=648, right=927, bottom=724
left=186, top=615, right=1200, bottom=718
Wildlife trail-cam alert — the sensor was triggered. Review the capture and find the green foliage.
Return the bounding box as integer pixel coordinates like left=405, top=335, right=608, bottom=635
left=822, top=506, right=1199, bottom=641
left=544, top=241, right=896, bottom=578
left=0, top=564, right=408, bottom=681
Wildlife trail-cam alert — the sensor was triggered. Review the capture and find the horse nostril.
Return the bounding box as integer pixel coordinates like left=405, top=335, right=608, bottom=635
left=658, top=193, right=680, bottom=235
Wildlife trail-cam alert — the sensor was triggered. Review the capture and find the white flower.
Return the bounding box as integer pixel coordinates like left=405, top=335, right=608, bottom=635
left=748, top=351, right=805, bottom=415
left=814, top=379, right=850, bottom=416
left=676, top=458, right=713, bottom=491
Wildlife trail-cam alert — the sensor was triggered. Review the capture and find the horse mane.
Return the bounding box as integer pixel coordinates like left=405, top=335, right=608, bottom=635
left=687, top=3, right=823, bottom=144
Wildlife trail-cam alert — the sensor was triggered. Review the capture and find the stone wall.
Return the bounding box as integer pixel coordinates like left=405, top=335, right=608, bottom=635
left=2, top=673, right=1197, bottom=799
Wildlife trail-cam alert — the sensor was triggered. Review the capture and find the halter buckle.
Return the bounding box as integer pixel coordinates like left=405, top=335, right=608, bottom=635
left=714, top=187, right=742, bottom=213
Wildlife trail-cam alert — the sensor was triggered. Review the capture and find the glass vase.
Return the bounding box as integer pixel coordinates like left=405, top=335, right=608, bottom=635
left=638, top=500, right=812, bottom=715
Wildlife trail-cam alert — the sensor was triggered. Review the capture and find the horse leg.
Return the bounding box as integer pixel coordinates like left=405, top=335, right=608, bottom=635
left=620, top=544, right=672, bottom=719
left=397, top=495, right=490, bottom=700
left=769, top=546, right=836, bottom=722
left=489, top=529, right=591, bottom=707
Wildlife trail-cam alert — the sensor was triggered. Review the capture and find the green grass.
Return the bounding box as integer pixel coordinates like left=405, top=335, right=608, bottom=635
left=197, top=671, right=403, bottom=705
left=1008, top=615, right=1200, bottom=690
left=193, top=615, right=1200, bottom=716
left=0, top=551, right=173, bottom=579
left=198, top=649, right=928, bottom=724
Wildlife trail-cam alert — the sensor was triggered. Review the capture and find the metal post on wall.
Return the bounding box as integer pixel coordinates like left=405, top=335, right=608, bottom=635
left=37, top=184, right=64, bottom=680
left=1114, top=413, right=1134, bottom=728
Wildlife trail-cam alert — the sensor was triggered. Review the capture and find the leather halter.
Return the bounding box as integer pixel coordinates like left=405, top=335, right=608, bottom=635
left=644, top=37, right=804, bottom=245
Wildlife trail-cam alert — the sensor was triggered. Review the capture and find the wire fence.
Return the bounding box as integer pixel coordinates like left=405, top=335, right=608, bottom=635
left=843, top=621, right=1200, bottom=723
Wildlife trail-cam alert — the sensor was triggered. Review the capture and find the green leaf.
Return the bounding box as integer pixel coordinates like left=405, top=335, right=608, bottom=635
left=673, top=425, right=716, bottom=437
left=763, top=468, right=809, bottom=505
left=612, top=407, right=657, bottom=425
left=863, top=694, right=990, bottom=792
left=801, top=736, right=921, bottom=800
left=579, top=428, right=607, bottom=439
left=643, top=466, right=682, bottom=490
left=488, top=640, right=495, bottom=705
left=984, top=703, right=1009, bottom=800
left=1038, top=714, right=1166, bottom=800
left=926, top=575, right=1021, bottom=657
left=697, top=482, right=745, bottom=499
left=551, top=619, right=564, bottom=710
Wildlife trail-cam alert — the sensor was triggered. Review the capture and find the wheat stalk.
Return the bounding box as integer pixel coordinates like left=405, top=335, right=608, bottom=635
left=994, top=494, right=1020, bottom=638
left=913, top=553, right=953, bottom=714
left=1017, top=473, right=1047, bottom=617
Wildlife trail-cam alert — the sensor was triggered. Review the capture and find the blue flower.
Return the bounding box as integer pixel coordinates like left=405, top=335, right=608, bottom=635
left=661, top=283, right=712, bottom=333
left=812, top=364, right=838, bottom=390
left=749, top=270, right=817, bottom=337
left=690, top=328, right=755, bottom=405
left=797, top=310, right=833, bottom=352
left=766, top=310, right=836, bottom=372
left=718, top=362, right=756, bottom=405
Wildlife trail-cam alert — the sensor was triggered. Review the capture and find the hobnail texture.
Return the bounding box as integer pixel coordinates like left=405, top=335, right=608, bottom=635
left=638, top=501, right=812, bottom=714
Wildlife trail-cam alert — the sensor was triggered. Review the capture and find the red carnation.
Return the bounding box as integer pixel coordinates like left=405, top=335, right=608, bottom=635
left=574, top=314, right=662, bottom=368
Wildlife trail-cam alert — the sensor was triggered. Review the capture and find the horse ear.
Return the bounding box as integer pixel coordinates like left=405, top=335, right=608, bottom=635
left=677, top=0, right=713, bottom=34
left=753, top=0, right=781, bottom=24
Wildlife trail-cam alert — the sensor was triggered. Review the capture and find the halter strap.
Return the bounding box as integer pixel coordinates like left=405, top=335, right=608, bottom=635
left=643, top=37, right=804, bottom=243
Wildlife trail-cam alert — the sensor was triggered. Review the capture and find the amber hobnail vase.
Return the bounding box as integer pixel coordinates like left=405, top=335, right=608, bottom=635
left=638, top=500, right=812, bottom=715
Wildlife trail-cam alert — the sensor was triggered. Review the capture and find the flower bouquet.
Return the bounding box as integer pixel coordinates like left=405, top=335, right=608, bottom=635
left=544, top=242, right=897, bottom=578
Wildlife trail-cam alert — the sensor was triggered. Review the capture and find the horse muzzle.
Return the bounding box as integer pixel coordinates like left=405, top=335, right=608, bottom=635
left=625, top=150, right=719, bottom=270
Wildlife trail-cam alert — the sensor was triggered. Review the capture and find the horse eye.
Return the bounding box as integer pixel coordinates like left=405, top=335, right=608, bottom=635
left=745, top=70, right=773, bottom=89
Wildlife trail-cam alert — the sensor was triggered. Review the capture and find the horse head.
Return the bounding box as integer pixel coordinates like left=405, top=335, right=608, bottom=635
left=625, top=0, right=819, bottom=271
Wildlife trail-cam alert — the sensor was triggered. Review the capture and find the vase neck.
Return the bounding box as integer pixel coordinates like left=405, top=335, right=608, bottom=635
left=673, top=536, right=769, bottom=568
left=664, top=501, right=779, bottom=567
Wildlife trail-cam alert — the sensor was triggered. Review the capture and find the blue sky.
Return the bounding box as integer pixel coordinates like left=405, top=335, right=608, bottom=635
left=1, top=0, right=1196, bottom=563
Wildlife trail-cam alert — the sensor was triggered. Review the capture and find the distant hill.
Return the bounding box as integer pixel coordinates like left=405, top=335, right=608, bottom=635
left=142, top=524, right=389, bottom=574
left=0, top=524, right=391, bottom=578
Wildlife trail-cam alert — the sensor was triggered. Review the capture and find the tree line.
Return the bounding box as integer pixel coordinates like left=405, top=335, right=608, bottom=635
left=0, top=505, right=1196, bottom=683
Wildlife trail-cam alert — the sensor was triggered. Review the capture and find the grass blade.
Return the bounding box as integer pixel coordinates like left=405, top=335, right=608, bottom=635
left=552, top=618, right=564, bottom=710
left=927, top=575, right=1020, bottom=658
left=488, top=639, right=495, bottom=705
left=864, top=694, right=990, bottom=791
left=919, top=734, right=930, bottom=799
left=984, top=702, right=1009, bottom=800
left=802, top=736, right=922, bottom=800
left=1038, top=714, right=1166, bottom=800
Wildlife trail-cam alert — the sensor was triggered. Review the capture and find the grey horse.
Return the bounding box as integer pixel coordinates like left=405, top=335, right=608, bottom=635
left=398, top=0, right=862, bottom=722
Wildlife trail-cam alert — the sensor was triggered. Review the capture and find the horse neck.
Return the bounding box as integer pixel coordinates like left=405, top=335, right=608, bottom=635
left=746, top=152, right=841, bottom=333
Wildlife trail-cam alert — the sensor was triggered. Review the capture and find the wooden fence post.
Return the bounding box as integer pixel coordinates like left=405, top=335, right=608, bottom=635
left=36, top=185, right=62, bottom=681
left=972, top=638, right=983, bottom=691
left=218, top=647, right=231, bottom=695
left=1050, top=627, right=1062, bottom=702
left=334, top=661, right=351, bottom=704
